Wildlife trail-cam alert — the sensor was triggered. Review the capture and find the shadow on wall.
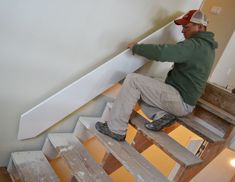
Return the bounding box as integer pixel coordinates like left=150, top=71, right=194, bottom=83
left=135, top=10, right=184, bottom=43
left=136, top=11, right=185, bottom=79
left=98, top=9, right=184, bottom=81
left=100, top=9, right=184, bottom=70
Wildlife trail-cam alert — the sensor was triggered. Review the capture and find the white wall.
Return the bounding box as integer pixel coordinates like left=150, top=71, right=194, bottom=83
left=199, top=0, right=235, bottom=90
left=209, top=31, right=235, bottom=90
left=0, top=0, right=201, bottom=166
left=201, top=0, right=235, bottom=71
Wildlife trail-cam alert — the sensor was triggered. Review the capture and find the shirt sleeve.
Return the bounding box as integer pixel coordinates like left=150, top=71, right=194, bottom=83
left=132, top=39, right=195, bottom=63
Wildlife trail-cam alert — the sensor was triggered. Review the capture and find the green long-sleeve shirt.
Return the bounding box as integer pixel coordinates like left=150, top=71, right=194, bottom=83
left=132, top=32, right=218, bottom=106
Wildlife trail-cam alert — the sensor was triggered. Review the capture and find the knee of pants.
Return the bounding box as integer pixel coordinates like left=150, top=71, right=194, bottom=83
left=123, top=73, right=138, bottom=87
left=126, top=73, right=139, bottom=80
left=125, top=73, right=143, bottom=83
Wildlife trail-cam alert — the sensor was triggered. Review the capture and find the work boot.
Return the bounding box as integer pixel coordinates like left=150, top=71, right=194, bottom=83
left=145, top=113, right=176, bottom=131
left=95, top=122, right=126, bottom=141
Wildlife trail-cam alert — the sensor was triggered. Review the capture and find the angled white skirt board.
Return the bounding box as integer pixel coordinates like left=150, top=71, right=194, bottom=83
left=18, top=21, right=184, bottom=140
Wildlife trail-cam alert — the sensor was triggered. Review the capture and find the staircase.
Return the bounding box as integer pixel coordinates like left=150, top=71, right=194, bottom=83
left=7, top=82, right=235, bottom=181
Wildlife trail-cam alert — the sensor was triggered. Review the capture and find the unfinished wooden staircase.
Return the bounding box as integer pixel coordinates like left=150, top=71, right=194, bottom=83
left=7, top=83, right=235, bottom=181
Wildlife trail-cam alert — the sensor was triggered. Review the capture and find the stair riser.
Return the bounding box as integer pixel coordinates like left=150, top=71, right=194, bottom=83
left=42, top=138, right=59, bottom=160
left=7, top=158, right=20, bottom=181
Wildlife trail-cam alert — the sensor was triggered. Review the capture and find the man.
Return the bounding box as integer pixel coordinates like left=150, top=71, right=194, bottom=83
left=95, top=10, right=218, bottom=141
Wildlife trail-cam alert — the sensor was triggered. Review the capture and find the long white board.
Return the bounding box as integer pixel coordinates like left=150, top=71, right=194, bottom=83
left=18, top=22, right=183, bottom=140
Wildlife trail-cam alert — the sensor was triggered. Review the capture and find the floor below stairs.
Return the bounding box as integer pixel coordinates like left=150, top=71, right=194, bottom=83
left=0, top=167, right=12, bottom=182
left=48, top=123, right=201, bottom=182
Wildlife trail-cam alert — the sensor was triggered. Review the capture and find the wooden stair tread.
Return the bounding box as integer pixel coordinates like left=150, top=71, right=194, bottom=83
left=79, top=116, right=170, bottom=182
left=48, top=133, right=112, bottom=182
left=178, top=115, right=224, bottom=143
left=198, top=98, right=235, bottom=125
left=11, top=151, right=59, bottom=182
left=130, top=115, right=202, bottom=167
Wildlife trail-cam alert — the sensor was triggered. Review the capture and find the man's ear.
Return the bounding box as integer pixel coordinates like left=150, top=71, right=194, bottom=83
left=198, top=24, right=206, bottom=32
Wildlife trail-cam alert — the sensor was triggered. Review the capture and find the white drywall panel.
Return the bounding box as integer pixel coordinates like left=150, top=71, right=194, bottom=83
left=18, top=22, right=183, bottom=140
left=209, top=31, right=235, bottom=90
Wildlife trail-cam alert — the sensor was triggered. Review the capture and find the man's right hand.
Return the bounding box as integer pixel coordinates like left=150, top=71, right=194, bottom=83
left=127, top=42, right=137, bottom=49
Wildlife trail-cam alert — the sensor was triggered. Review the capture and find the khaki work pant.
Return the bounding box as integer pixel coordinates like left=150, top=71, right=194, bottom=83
left=108, top=73, right=194, bottom=135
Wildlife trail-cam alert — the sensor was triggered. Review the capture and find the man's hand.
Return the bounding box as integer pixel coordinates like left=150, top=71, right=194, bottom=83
left=128, top=42, right=137, bottom=49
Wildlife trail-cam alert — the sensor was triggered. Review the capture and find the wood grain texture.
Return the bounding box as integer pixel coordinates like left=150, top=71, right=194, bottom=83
left=0, top=167, right=12, bottom=182
left=178, top=115, right=224, bottom=143
left=101, top=152, right=122, bottom=174
left=173, top=142, right=226, bottom=182
left=130, top=115, right=202, bottom=167
left=48, top=133, right=112, bottom=182
left=194, top=107, right=231, bottom=135
left=198, top=98, right=235, bottom=125
left=172, top=83, right=235, bottom=181
left=81, top=117, right=170, bottom=182
left=201, top=82, right=235, bottom=115
left=11, top=151, right=59, bottom=182
left=102, top=119, right=180, bottom=175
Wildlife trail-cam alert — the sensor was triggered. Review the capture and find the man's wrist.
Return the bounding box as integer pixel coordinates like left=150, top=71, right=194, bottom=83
left=132, top=44, right=138, bottom=55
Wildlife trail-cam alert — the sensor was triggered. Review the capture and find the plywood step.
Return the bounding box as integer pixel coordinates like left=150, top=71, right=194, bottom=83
left=130, top=115, right=202, bottom=167
left=79, top=116, right=170, bottom=182
left=197, top=98, right=235, bottom=125
left=48, top=133, right=112, bottom=182
left=47, top=133, right=112, bottom=182
left=9, top=151, right=59, bottom=182
left=178, top=115, right=224, bottom=143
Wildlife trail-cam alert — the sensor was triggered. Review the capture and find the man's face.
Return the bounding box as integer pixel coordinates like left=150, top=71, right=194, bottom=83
left=182, top=23, right=200, bottom=39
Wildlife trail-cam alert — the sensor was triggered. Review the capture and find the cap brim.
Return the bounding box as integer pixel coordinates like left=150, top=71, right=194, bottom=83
left=174, top=18, right=189, bottom=26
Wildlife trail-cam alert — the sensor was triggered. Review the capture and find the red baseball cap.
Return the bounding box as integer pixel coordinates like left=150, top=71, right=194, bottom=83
left=174, top=10, right=208, bottom=26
